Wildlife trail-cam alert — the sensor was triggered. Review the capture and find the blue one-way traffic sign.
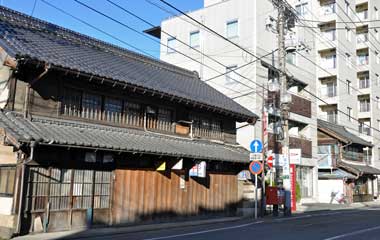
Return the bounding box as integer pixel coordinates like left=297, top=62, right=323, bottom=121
left=250, top=139, right=263, bottom=153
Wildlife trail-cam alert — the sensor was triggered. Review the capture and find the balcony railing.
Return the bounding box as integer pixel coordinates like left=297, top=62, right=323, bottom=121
left=357, top=56, right=369, bottom=66
left=320, top=3, right=336, bottom=16
left=357, top=10, right=368, bottom=21
left=322, top=30, right=336, bottom=41
left=343, top=151, right=366, bottom=162
left=357, top=33, right=369, bottom=43
left=193, top=127, right=223, bottom=140
left=266, top=93, right=312, bottom=118
left=359, top=79, right=370, bottom=89
left=61, top=105, right=175, bottom=133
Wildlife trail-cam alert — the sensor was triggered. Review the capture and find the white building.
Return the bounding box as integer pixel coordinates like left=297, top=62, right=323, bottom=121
left=312, top=0, right=380, bottom=174
left=152, top=0, right=319, bottom=203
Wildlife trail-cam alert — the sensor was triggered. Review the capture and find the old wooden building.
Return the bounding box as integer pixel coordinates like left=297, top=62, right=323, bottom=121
left=317, top=119, right=380, bottom=203
left=0, top=7, right=258, bottom=236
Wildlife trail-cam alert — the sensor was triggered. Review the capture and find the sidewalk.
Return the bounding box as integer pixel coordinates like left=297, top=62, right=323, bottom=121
left=296, top=199, right=380, bottom=213
left=12, top=217, right=242, bottom=240
left=12, top=200, right=380, bottom=240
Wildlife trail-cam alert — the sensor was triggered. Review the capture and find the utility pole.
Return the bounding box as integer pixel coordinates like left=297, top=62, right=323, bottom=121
left=273, top=0, right=296, bottom=217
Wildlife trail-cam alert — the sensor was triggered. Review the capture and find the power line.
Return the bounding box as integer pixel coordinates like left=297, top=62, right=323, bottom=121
left=300, top=18, right=380, bottom=24
left=297, top=51, right=380, bottom=135
left=289, top=3, right=380, bottom=107
left=40, top=0, right=157, bottom=58
left=74, top=0, right=275, bottom=102
left=105, top=0, right=269, bottom=90
left=31, top=0, right=38, bottom=16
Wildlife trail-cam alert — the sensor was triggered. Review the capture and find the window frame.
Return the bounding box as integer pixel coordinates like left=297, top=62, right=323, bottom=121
left=226, top=19, right=239, bottom=39
left=0, top=166, right=16, bottom=197
left=189, top=30, right=200, bottom=48
left=167, top=37, right=176, bottom=54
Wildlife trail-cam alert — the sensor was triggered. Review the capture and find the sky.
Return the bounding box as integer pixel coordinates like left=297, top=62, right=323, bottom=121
left=0, top=0, right=203, bottom=58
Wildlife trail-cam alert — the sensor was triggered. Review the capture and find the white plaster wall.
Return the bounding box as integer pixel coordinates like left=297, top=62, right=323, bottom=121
left=318, top=179, right=344, bottom=203
left=0, top=197, right=13, bottom=215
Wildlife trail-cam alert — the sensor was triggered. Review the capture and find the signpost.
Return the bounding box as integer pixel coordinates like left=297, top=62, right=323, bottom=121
left=249, top=158, right=263, bottom=219
left=250, top=140, right=263, bottom=153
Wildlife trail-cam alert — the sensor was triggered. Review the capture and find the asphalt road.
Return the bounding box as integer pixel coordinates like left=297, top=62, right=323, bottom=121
left=62, top=208, right=380, bottom=240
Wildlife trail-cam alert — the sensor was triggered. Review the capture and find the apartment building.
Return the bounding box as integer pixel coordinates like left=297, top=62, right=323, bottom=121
left=314, top=0, right=380, bottom=173
left=152, top=0, right=319, bottom=202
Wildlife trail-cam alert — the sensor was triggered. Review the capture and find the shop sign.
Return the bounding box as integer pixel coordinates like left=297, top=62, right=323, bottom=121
left=289, top=149, right=301, bottom=165
left=189, top=161, right=206, bottom=178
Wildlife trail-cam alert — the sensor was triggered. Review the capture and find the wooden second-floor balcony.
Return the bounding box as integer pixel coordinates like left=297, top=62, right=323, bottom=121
left=268, top=133, right=312, bottom=158
left=61, top=102, right=225, bottom=141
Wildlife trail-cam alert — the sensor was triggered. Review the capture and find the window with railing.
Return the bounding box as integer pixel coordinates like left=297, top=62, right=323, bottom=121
left=357, top=10, right=368, bottom=20
left=327, top=110, right=337, bottom=123
left=359, top=98, right=370, bottom=112
left=359, top=121, right=371, bottom=136
left=320, top=3, right=336, bottom=15
left=357, top=54, right=369, bottom=65
left=190, top=114, right=223, bottom=140
left=326, top=82, right=337, bottom=97
left=322, top=29, right=336, bottom=41
left=359, top=76, right=370, bottom=89
left=61, top=88, right=174, bottom=133
left=357, top=33, right=368, bottom=43
left=320, top=54, right=336, bottom=69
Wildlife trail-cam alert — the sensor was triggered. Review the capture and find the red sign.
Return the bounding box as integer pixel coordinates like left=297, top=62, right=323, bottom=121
left=249, top=161, right=263, bottom=175
left=290, top=164, right=297, bottom=212
left=267, top=155, right=274, bottom=168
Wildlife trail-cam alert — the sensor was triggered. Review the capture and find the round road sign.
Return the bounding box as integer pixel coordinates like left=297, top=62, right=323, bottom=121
left=249, top=161, right=263, bottom=175
left=267, top=155, right=274, bottom=168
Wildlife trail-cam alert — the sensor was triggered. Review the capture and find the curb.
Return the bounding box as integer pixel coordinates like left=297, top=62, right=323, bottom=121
left=14, top=217, right=243, bottom=240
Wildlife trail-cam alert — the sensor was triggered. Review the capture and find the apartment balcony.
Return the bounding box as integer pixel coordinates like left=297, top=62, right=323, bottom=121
left=356, top=33, right=369, bottom=49
left=342, top=151, right=366, bottom=162
left=317, top=33, right=336, bottom=51
left=319, top=3, right=337, bottom=22
left=318, top=92, right=338, bottom=105
left=357, top=59, right=369, bottom=72
left=268, top=133, right=312, bottom=158
left=317, top=64, right=337, bottom=78
left=356, top=0, right=368, bottom=6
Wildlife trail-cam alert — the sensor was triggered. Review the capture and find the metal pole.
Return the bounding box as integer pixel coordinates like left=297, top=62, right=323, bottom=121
left=255, top=174, right=258, bottom=219
left=261, top=84, right=266, bottom=218
left=278, top=2, right=291, bottom=216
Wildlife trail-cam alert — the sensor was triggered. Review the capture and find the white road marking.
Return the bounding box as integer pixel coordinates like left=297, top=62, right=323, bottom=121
left=323, top=225, right=380, bottom=240
left=143, top=221, right=264, bottom=240
left=274, top=210, right=360, bottom=222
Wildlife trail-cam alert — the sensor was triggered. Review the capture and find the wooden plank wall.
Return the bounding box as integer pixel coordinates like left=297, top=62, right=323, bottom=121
left=112, top=169, right=239, bottom=224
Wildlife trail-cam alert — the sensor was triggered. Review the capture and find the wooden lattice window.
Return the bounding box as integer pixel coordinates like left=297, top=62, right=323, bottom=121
left=27, top=168, right=111, bottom=211
left=0, top=166, right=15, bottom=196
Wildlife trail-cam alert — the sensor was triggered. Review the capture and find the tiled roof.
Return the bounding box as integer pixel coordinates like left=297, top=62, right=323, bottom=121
left=0, top=6, right=256, bottom=120
left=339, top=161, right=380, bottom=175
left=0, top=111, right=249, bottom=163
left=317, top=119, right=373, bottom=147
left=318, top=169, right=356, bottom=179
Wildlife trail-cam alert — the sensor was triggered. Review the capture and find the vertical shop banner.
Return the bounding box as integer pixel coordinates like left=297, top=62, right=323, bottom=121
left=290, top=164, right=297, bottom=212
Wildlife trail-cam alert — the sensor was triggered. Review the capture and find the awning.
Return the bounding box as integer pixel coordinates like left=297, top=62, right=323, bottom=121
left=318, top=169, right=356, bottom=180
left=339, top=161, right=380, bottom=176
left=0, top=111, right=250, bottom=163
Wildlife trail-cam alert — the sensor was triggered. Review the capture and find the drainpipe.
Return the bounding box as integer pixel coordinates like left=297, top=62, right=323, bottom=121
left=16, top=140, right=37, bottom=235
left=23, top=64, right=50, bottom=119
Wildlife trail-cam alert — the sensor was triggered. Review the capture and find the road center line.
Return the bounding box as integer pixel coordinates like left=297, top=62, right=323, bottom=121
left=323, top=225, right=380, bottom=240
left=143, top=221, right=264, bottom=240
